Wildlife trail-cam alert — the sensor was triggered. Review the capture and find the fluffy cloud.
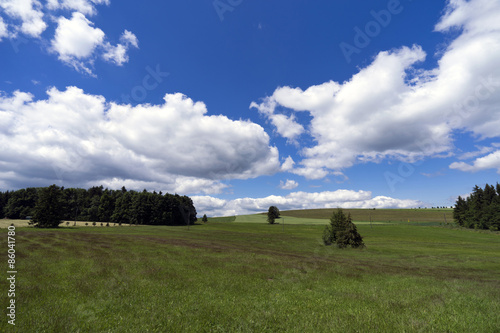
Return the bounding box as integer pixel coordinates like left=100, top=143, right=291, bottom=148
left=281, top=156, right=295, bottom=172
left=279, top=179, right=298, bottom=190
left=120, top=29, right=138, bottom=48
left=51, top=13, right=138, bottom=74
left=450, top=150, right=500, bottom=173
left=250, top=99, right=304, bottom=142
left=51, top=12, right=104, bottom=73
left=102, top=30, right=139, bottom=66
left=0, top=0, right=46, bottom=37
left=0, top=1, right=137, bottom=74
left=252, top=0, right=500, bottom=180
left=193, top=190, right=422, bottom=216
left=47, top=0, right=110, bottom=16
left=0, top=87, right=281, bottom=193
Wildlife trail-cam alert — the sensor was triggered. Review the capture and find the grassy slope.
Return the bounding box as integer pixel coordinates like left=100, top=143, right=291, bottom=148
left=228, top=208, right=454, bottom=225
left=0, top=209, right=453, bottom=228
left=1, top=221, right=499, bottom=332
left=280, top=208, right=454, bottom=223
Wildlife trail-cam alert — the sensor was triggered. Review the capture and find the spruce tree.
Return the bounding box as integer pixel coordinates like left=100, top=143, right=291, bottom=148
left=453, top=183, right=500, bottom=230
left=323, top=209, right=365, bottom=248
left=453, top=196, right=468, bottom=227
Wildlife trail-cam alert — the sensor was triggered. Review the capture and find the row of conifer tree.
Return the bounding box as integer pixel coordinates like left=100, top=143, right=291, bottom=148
left=0, top=185, right=197, bottom=226
left=454, top=183, right=500, bottom=231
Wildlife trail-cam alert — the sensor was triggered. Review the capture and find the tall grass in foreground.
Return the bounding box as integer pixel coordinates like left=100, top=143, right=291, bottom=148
left=1, top=223, right=499, bottom=332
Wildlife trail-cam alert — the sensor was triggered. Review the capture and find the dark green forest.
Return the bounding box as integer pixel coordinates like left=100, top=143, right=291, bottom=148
left=454, top=183, right=500, bottom=231
left=0, top=185, right=197, bottom=226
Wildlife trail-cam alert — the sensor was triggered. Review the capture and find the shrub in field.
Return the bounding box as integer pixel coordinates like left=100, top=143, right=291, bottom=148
left=335, top=222, right=365, bottom=249
left=322, top=227, right=333, bottom=245
left=323, top=209, right=365, bottom=248
left=202, top=214, right=208, bottom=223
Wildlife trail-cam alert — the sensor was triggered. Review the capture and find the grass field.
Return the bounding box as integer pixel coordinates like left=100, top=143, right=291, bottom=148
left=280, top=208, right=454, bottom=223
left=0, top=219, right=143, bottom=228
left=213, top=208, right=454, bottom=226
left=1, top=212, right=499, bottom=332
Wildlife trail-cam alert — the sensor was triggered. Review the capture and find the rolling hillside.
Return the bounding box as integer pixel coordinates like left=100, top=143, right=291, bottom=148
left=279, top=208, right=453, bottom=223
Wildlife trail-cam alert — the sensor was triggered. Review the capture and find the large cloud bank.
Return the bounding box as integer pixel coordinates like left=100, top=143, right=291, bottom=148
left=251, top=0, right=500, bottom=179
left=0, top=87, right=280, bottom=193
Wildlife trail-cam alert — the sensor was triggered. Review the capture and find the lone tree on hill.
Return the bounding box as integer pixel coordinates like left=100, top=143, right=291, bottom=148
left=267, top=206, right=280, bottom=224
left=323, top=208, right=365, bottom=248
left=32, top=185, right=63, bottom=228
left=202, top=214, right=208, bottom=223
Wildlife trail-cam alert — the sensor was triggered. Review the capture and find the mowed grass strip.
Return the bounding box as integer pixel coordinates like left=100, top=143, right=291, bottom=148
left=0, top=222, right=498, bottom=332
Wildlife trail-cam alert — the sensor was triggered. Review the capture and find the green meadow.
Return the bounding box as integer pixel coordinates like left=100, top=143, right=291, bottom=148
left=224, top=208, right=454, bottom=225
left=1, top=209, right=499, bottom=332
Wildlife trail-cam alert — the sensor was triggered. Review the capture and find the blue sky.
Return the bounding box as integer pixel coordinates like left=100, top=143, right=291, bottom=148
left=1, top=0, right=500, bottom=216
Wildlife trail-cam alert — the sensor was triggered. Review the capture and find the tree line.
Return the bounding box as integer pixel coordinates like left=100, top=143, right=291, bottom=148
left=454, top=183, right=500, bottom=231
left=0, top=185, right=197, bottom=226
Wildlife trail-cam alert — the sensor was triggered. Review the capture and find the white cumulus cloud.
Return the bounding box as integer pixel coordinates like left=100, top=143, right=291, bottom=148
left=279, top=179, right=299, bottom=190
left=51, top=13, right=139, bottom=74
left=450, top=150, right=500, bottom=173
left=120, top=29, right=138, bottom=48
left=0, top=0, right=46, bottom=37
left=47, top=0, right=110, bottom=16
left=0, top=87, right=281, bottom=193
left=0, top=1, right=137, bottom=74
left=102, top=30, right=139, bottom=66
left=51, top=12, right=104, bottom=73
left=252, top=0, right=500, bottom=179
left=193, top=190, right=422, bottom=217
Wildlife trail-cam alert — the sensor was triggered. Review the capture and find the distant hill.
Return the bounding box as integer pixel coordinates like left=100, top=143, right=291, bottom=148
left=279, top=208, right=453, bottom=223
